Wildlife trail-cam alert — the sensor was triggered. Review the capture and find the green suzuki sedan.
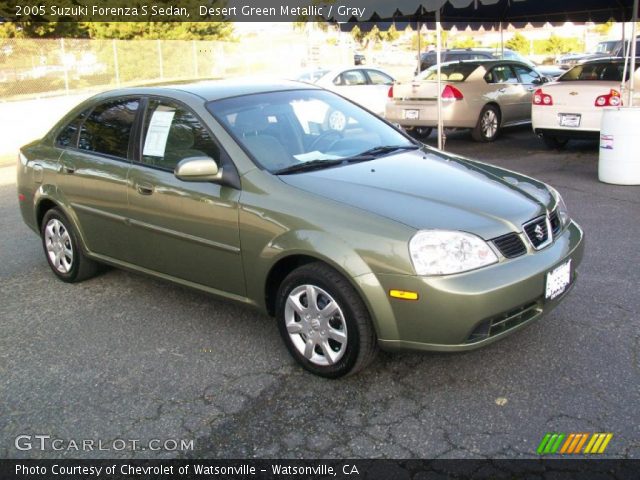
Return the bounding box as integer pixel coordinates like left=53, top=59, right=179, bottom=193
left=17, top=80, right=584, bottom=377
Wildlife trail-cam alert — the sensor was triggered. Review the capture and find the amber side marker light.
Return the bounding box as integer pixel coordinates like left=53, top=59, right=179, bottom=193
left=389, top=290, right=419, bottom=300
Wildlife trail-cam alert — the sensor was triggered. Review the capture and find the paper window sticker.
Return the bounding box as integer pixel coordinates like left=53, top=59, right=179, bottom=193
left=143, top=110, right=176, bottom=157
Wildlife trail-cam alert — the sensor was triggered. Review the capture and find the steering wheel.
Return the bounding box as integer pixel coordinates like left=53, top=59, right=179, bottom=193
left=309, top=130, right=342, bottom=151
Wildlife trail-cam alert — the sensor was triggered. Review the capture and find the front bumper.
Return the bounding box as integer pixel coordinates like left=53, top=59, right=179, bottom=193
left=374, top=220, right=584, bottom=352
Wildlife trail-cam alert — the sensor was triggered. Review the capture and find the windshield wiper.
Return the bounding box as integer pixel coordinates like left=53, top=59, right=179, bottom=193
left=343, top=144, right=420, bottom=162
left=274, top=145, right=420, bottom=175
left=274, top=159, right=345, bottom=175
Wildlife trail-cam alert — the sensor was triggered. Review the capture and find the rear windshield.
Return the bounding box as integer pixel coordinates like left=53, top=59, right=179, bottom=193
left=417, top=63, right=478, bottom=82
left=559, top=62, right=633, bottom=82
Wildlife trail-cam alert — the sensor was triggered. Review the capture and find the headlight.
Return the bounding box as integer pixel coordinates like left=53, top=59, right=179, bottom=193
left=549, top=186, right=570, bottom=228
left=409, top=230, right=498, bottom=276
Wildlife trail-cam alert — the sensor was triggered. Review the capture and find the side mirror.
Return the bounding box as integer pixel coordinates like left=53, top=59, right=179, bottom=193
left=174, top=156, right=222, bottom=182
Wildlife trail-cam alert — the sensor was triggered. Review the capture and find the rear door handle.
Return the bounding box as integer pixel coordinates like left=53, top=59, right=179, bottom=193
left=136, top=183, right=154, bottom=195
left=61, top=165, right=75, bottom=174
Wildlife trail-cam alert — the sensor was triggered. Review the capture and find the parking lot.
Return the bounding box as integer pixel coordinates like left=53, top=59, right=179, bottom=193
left=1, top=126, right=639, bottom=459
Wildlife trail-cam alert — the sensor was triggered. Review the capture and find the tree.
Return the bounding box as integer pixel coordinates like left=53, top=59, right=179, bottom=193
left=350, top=24, right=400, bottom=49
left=505, top=32, right=529, bottom=54
left=451, top=37, right=479, bottom=49
left=592, top=20, right=614, bottom=36
left=83, top=22, right=233, bottom=40
left=544, top=34, right=580, bottom=56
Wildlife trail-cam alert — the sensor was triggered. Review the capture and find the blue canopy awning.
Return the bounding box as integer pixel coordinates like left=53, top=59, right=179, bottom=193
left=336, top=0, right=637, bottom=31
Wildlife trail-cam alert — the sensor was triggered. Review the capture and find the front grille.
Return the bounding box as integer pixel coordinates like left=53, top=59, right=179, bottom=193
left=524, top=216, right=550, bottom=249
left=466, top=301, right=541, bottom=344
left=492, top=233, right=527, bottom=259
left=549, top=210, right=561, bottom=235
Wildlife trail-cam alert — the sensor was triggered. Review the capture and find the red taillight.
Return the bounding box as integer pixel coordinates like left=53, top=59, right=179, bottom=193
left=387, top=85, right=394, bottom=98
left=442, top=85, right=463, bottom=101
left=532, top=89, right=553, bottom=106
left=595, top=89, right=622, bottom=107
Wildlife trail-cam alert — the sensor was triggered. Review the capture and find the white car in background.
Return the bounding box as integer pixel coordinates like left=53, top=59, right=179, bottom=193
left=295, top=67, right=395, bottom=116
left=532, top=58, right=640, bottom=148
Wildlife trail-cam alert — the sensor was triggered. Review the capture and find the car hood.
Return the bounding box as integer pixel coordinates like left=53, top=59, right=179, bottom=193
left=279, top=150, right=553, bottom=240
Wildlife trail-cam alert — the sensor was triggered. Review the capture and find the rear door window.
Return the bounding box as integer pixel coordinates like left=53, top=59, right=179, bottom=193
left=488, top=65, right=519, bottom=84
left=78, top=98, right=140, bottom=159
left=334, top=70, right=368, bottom=86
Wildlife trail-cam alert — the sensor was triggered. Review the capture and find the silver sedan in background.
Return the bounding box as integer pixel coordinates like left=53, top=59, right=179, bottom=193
left=386, top=60, right=550, bottom=142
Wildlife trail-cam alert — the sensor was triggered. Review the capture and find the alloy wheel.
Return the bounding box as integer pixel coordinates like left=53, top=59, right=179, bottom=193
left=481, top=110, right=498, bottom=139
left=284, top=284, right=348, bottom=366
left=44, top=218, right=74, bottom=273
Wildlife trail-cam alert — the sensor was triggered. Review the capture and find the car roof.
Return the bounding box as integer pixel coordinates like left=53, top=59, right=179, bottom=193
left=94, top=79, right=319, bottom=102
left=423, top=48, right=515, bottom=55
left=435, top=59, right=531, bottom=68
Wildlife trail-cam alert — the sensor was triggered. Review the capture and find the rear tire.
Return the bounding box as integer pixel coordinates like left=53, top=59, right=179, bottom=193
left=275, top=262, right=378, bottom=378
left=41, top=208, right=99, bottom=283
left=472, top=105, right=501, bottom=142
left=541, top=134, right=569, bottom=150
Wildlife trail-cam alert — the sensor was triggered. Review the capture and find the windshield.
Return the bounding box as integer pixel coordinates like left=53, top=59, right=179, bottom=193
left=207, top=89, right=414, bottom=173
left=559, top=62, right=635, bottom=82
left=417, top=63, right=478, bottom=82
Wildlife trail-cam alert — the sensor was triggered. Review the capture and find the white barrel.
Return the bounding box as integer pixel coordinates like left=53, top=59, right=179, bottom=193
left=598, top=107, right=640, bottom=185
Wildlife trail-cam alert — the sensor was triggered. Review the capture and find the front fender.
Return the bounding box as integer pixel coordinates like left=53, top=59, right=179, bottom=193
left=246, top=229, right=400, bottom=341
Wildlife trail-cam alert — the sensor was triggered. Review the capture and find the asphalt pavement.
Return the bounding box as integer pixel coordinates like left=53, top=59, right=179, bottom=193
left=1, top=126, right=639, bottom=459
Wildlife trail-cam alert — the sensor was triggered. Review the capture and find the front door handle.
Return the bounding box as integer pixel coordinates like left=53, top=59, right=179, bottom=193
left=136, top=183, right=154, bottom=195
left=61, top=165, right=75, bottom=174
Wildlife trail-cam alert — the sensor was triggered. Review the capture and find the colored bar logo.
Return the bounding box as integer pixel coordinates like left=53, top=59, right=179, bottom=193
left=537, top=433, right=613, bottom=454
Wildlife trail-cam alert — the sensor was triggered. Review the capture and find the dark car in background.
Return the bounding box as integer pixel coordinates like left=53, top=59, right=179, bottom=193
left=354, top=52, right=366, bottom=65
left=557, top=37, right=640, bottom=69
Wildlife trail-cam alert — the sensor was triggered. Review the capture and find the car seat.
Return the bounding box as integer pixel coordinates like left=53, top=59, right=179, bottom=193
left=234, top=109, right=293, bottom=171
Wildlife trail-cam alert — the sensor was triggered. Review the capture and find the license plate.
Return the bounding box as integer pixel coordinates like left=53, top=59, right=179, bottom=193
left=404, top=109, right=420, bottom=120
left=559, top=114, right=581, bottom=127
left=545, top=259, right=571, bottom=300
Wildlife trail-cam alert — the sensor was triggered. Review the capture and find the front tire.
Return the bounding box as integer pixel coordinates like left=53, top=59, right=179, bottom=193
left=275, top=262, right=378, bottom=378
left=472, top=105, right=501, bottom=142
left=41, top=208, right=98, bottom=283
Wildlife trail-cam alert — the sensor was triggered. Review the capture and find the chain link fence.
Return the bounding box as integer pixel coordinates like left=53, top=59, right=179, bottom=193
left=0, top=36, right=353, bottom=101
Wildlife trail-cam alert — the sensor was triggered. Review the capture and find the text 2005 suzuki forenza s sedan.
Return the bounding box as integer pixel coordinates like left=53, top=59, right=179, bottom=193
left=17, top=80, right=584, bottom=377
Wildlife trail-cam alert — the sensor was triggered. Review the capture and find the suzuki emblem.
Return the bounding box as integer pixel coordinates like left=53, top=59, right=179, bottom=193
left=534, top=224, right=545, bottom=241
